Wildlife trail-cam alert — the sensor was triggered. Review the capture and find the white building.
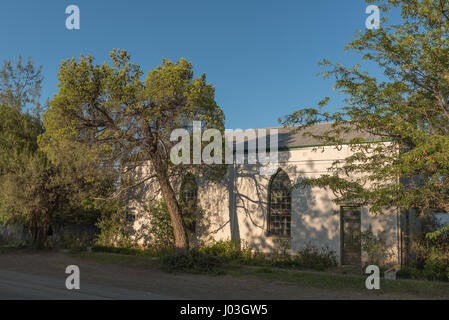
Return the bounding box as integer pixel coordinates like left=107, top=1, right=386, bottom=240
left=129, top=123, right=405, bottom=267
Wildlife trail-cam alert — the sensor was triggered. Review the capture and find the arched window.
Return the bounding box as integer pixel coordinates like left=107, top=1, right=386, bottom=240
left=180, top=174, right=198, bottom=233
left=268, top=169, right=291, bottom=237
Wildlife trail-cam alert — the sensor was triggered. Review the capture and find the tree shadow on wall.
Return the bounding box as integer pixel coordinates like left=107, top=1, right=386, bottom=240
left=195, top=149, right=340, bottom=254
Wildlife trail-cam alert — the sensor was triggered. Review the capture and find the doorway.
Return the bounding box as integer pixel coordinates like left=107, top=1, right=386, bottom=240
left=340, top=206, right=362, bottom=266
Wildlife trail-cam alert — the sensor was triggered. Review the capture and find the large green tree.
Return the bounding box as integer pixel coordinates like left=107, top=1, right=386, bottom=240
left=41, top=49, right=225, bottom=251
left=0, top=56, right=108, bottom=247
left=0, top=56, right=43, bottom=117
left=0, top=104, right=41, bottom=174
left=282, top=0, right=449, bottom=218
left=0, top=103, right=63, bottom=246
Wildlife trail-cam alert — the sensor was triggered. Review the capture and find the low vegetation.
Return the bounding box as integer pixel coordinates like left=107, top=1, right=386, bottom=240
left=396, top=219, right=449, bottom=282
left=90, top=240, right=338, bottom=274
left=71, top=249, right=449, bottom=299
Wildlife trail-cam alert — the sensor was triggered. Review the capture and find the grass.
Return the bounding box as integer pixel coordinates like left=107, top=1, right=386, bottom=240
left=221, top=264, right=449, bottom=299
left=0, top=246, right=42, bottom=254
left=70, top=251, right=161, bottom=269
left=72, top=251, right=449, bottom=299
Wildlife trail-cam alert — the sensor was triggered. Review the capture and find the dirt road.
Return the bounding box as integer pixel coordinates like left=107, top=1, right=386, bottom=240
left=0, top=251, right=418, bottom=300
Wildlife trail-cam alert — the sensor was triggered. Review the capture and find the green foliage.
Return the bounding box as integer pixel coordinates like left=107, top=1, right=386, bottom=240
left=0, top=104, right=42, bottom=166
left=0, top=56, right=43, bottom=115
left=271, top=238, right=292, bottom=259
left=398, top=264, right=430, bottom=280
left=91, top=245, right=171, bottom=256
left=45, top=229, right=93, bottom=250
left=0, top=104, right=43, bottom=229
left=199, top=239, right=253, bottom=261
left=0, top=55, right=109, bottom=248
left=0, top=104, right=63, bottom=246
left=293, top=245, right=338, bottom=271
left=197, top=240, right=337, bottom=272
left=396, top=266, right=414, bottom=279
left=411, top=217, right=449, bottom=269
left=361, top=225, right=394, bottom=267
left=423, top=253, right=449, bottom=282
left=41, top=49, right=226, bottom=250
left=160, top=250, right=221, bottom=274
left=266, top=245, right=338, bottom=271
left=281, top=0, right=449, bottom=217
left=93, top=199, right=189, bottom=251
left=95, top=205, right=134, bottom=248
left=178, top=173, right=199, bottom=235
left=141, top=200, right=175, bottom=249
left=92, top=246, right=143, bottom=255
left=0, top=237, right=27, bottom=248
left=398, top=218, right=449, bottom=282
left=426, top=224, right=449, bottom=240
left=91, top=239, right=337, bottom=273
left=415, top=217, right=449, bottom=282
left=0, top=213, right=8, bottom=226
left=52, top=206, right=101, bottom=227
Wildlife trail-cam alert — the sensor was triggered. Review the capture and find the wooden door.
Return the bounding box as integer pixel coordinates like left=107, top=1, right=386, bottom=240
left=341, top=207, right=362, bottom=266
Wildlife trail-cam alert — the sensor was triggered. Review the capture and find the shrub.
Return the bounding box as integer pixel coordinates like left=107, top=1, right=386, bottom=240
left=95, top=209, right=134, bottom=248
left=408, top=216, right=449, bottom=282
left=160, top=250, right=221, bottom=274
left=141, top=200, right=175, bottom=249
left=199, top=239, right=252, bottom=262
left=50, top=229, right=93, bottom=250
left=361, top=225, right=394, bottom=267
left=267, top=238, right=292, bottom=266
left=198, top=240, right=337, bottom=271
left=92, top=244, right=175, bottom=257
left=93, top=245, right=146, bottom=255
left=0, top=213, right=8, bottom=226
left=92, top=238, right=338, bottom=273
left=396, top=266, right=413, bottom=279
left=423, top=252, right=449, bottom=282
left=294, top=245, right=338, bottom=271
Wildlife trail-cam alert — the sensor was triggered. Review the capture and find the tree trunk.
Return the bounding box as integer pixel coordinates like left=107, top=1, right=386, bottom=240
left=30, top=212, right=51, bottom=249
left=30, top=215, right=38, bottom=247
left=39, top=218, right=50, bottom=247
left=151, top=153, right=189, bottom=252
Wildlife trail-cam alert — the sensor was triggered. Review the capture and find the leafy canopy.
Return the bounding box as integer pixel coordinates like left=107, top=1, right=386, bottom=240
left=41, top=49, right=226, bottom=250
left=282, top=0, right=449, bottom=215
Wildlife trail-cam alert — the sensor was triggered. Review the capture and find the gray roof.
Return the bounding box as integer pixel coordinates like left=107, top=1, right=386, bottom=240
left=272, top=122, right=379, bottom=149
left=230, top=122, right=380, bottom=151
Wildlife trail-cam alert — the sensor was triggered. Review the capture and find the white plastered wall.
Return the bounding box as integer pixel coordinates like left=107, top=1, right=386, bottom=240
left=128, top=144, right=400, bottom=265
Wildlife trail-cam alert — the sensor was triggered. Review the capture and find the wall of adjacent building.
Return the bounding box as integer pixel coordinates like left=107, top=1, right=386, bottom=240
left=128, top=144, right=400, bottom=266
left=192, top=145, right=399, bottom=265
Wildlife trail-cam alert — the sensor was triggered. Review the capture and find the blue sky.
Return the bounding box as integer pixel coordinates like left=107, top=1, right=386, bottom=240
left=0, top=0, right=400, bottom=129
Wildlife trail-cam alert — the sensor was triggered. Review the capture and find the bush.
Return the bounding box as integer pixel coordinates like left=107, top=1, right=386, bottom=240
left=95, top=209, right=135, bottom=248
left=199, top=240, right=252, bottom=262
left=48, top=229, right=93, bottom=250
left=268, top=245, right=338, bottom=270
left=361, top=225, right=394, bottom=267
left=396, top=266, right=414, bottom=279
left=91, top=238, right=338, bottom=273
left=294, top=245, right=338, bottom=271
left=423, top=253, right=449, bottom=282
left=160, top=250, right=221, bottom=274
left=198, top=240, right=337, bottom=271
left=141, top=200, right=175, bottom=249
left=407, top=216, right=449, bottom=282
